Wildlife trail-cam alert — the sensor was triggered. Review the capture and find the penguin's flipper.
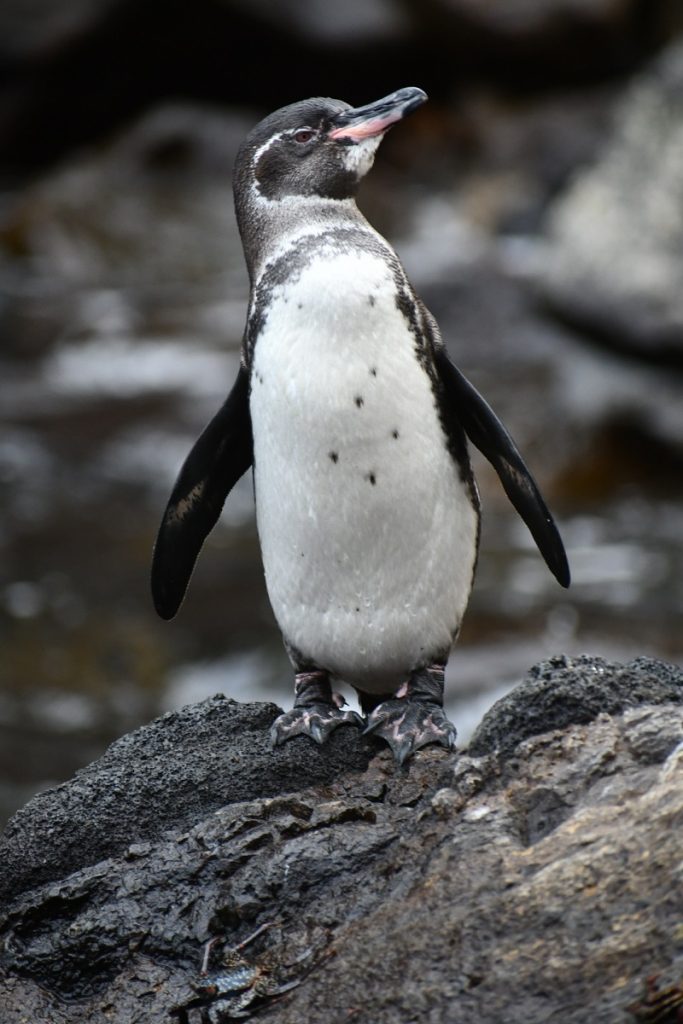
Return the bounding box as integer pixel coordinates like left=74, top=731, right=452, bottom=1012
left=151, top=365, right=253, bottom=620
left=434, top=347, right=570, bottom=588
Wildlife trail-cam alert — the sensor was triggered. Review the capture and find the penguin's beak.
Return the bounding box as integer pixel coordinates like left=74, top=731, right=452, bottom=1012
left=328, top=87, right=427, bottom=142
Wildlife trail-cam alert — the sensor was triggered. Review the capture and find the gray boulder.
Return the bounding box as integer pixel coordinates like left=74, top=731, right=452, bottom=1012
left=541, top=41, right=683, bottom=365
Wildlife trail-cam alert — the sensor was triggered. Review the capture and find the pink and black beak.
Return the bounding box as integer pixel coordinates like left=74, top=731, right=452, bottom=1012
left=328, top=87, right=428, bottom=142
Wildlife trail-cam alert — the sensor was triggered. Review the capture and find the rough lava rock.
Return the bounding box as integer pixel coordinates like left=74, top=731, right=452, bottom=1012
left=0, top=696, right=376, bottom=903
left=1, top=654, right=683, bottom=1023
left=469, top=651, right=683, bottom=756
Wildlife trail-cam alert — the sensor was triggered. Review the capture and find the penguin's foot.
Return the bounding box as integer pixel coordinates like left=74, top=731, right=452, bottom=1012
left=364, top=701, right=456, bottom=765
left=363, top=664, right=456, bottom=765
left=270, top=670, right=362, bottom=748
left=271, top=704, right=362, bottom=746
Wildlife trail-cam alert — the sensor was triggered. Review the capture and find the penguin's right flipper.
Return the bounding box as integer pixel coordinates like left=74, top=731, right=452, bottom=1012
left=151, top=365, right=253, bottom=620
left=434, top=346, right=570, bottom=589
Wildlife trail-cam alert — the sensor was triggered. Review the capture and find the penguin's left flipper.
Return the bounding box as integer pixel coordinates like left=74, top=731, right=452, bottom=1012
left=434, top=347, right=570, bottom=588
left=151, top=365, right=253, bottom=620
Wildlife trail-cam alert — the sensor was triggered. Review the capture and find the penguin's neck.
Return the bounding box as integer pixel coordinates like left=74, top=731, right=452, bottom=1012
left=237, top=191, right=369, bottom=285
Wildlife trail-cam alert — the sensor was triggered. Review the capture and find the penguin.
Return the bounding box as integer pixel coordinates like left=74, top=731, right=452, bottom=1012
left=151, top=87, right=570, bottom=765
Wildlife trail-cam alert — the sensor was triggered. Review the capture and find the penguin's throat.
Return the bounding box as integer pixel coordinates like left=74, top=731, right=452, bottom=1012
left=245, top=199, right=366, bottom=283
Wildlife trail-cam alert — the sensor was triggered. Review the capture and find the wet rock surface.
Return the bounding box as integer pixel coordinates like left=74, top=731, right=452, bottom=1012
left=2, top=654, right=683, bottom=1023
left=0, top=696, right=377, bottom=904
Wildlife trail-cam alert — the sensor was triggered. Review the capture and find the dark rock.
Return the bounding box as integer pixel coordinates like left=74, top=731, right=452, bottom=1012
left=2, top=655, right=683, bottom=1023
left=469, top=652, right=683, bottom=756
left=0, top=695, right=376, bottom=904
left=0, top=0, right=410, bottom=184
left=433, top=0, right=630, bottom=34
left=419, top=0, right=672, bottom=82
left=0, top=0, right=678, bottom=182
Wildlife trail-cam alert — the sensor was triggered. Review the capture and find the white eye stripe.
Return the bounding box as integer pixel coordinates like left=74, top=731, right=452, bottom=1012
left=251, top=127, right=320, bottom=166
left=251, top=131, right=288, bottom=166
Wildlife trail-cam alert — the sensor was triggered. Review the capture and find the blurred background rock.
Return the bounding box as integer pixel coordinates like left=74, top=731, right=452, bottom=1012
left=1, top=0, right=682, bottom=825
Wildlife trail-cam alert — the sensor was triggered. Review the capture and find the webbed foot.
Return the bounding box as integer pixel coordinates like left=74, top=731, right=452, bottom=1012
left=363, top=664, right=456, bottom=765
left=271, top=704, right=362, bottom=746
left=271, top=670, right=362, bottom=748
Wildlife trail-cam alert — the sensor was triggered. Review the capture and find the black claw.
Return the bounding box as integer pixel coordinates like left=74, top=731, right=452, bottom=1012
left=364, top=699, right=457, bottom=765
left=271, top=705, right=363, bottom=748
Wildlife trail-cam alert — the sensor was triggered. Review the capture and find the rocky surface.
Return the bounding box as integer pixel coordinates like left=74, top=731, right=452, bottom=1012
left=1, top=653, right=683, bottom=1023
left=0, top=697, right=376, bottom=904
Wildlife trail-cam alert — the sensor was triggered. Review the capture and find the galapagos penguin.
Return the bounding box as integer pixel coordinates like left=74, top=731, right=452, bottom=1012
left=151, top=87, right=570, bottom=764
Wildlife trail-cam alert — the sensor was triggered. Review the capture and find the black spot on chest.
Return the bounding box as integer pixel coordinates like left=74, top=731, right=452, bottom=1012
left=355, top=395, right=364, bottom=408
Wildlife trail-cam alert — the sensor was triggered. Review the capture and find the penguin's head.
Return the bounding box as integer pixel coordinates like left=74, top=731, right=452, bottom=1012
left=234, top=87, right=427, bottom=214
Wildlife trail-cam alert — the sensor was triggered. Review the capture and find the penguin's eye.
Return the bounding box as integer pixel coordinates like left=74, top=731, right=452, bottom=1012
left=293, top=128, right=316, bottom=144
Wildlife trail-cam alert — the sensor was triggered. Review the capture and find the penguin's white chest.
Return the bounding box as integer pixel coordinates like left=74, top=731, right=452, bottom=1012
left=249, top=248, right=478, bottom=690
